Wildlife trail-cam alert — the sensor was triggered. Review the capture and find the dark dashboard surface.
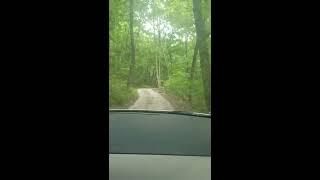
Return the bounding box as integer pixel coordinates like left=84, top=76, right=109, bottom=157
left=109, top=110, right=211, bottom=156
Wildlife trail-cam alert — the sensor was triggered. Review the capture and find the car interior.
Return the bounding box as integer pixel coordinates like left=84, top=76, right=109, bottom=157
left=109, top=110, right=211, bottom=180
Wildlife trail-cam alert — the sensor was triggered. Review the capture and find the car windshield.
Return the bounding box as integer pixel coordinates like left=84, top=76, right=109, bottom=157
left=109, top=0, right=211, bottom=114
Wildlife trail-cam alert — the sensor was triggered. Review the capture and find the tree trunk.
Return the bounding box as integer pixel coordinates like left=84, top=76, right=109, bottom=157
left=192, top=0, right=211, bottom=112
left=127, top=0, right=136, bottom=88
left=185, top=34, right=189, bottom=73
left=188, top=40, right=199, bottom=103
left=185, top=34, right=188, bottom=60
left=162, top=35, right=169, bottom=80
left=158, top=30, right=161, bottom=88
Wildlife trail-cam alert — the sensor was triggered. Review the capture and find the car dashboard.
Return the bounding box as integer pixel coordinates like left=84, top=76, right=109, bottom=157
left=109, top=110, right=211, bottom=180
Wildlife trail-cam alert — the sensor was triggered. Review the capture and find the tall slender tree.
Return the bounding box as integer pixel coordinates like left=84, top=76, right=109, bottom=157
left=127, top=0, right=136, bottom=88
left=189, top=40, right=199, bottom=103
left=192, top=0, right=211, bottom=112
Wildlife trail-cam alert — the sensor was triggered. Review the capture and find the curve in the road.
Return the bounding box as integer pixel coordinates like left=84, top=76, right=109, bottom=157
left=129, top=88, right=174, bottom=111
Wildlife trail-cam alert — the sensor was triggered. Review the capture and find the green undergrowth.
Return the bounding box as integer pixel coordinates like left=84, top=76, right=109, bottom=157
left=109, top=77, right=138, bottom=108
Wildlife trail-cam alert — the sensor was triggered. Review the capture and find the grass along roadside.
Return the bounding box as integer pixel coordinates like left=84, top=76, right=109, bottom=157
left=109, top=78, right=139, bottom=109
left=154, top=87, right=207, bottom=113
left=109, top=88, right=138, bottom=109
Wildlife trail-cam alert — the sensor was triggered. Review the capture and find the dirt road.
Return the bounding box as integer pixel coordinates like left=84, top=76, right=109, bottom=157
left=129, top=88, right=174, bottom=110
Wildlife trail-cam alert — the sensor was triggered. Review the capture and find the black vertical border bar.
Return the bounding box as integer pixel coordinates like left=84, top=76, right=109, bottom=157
left=212, top=0, right=220, bottom=179
left=105, top=0, right=110, bottom=178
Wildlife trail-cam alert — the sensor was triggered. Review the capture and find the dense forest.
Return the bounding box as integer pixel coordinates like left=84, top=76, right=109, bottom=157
left=109, top=0, right=211, bottom=113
